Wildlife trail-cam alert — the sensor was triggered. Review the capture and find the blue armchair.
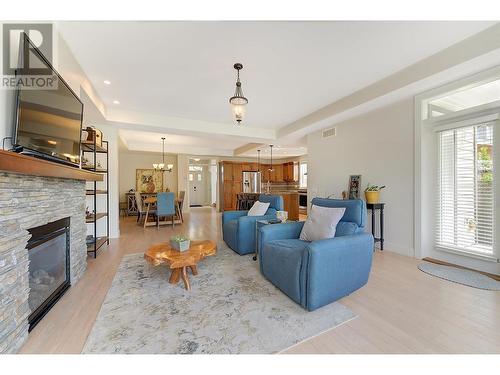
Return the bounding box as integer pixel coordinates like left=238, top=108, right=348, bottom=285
left=222, top=194, right=284, bottom=255
left=258, top=198, right=374, bottom=311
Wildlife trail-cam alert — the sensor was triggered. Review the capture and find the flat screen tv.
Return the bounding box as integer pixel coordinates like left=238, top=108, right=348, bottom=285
left=12, top=33, right=83, bottom=167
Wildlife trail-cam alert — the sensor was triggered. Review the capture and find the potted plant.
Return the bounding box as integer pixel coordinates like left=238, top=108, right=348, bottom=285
left=364, top=183, right=386, bottom=204
left=170, top=234, right=191, bottom=252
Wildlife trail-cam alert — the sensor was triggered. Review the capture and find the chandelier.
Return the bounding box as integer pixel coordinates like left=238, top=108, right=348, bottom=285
left=229, top=63, right=248, bottom=124
left=153, top=137, right=173, bottom=172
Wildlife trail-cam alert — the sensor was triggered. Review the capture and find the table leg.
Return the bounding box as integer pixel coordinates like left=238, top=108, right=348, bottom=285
left=169, top=268, right=181, bottom=284
left=189, top=265, right=198, bottom=275
left=181, top=266, right=191, bottom=291
left=143, top=203, right=150, bottom=229
left=380, top=206, right=384, bottom=251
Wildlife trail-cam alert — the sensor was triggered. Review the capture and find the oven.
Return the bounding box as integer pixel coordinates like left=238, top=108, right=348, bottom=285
left=298, top=190, right=307, bottom=210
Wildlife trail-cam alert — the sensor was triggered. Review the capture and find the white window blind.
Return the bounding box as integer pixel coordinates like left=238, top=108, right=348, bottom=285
left=437, top=123, right=494, bottom=257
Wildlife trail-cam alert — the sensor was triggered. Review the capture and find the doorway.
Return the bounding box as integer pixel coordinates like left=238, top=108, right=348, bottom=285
left=188, top=160, right=216, bottom=207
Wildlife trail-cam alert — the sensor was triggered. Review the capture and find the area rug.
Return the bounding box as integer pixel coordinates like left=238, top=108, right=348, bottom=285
left=418, top=262, right=500, bottom=291
left=83, top=242, right=356, bottom=354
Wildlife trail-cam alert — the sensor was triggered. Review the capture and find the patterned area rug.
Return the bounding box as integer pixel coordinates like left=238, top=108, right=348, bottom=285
left=418, top=262, right=500, bottom=291
left=83, top=242, right=356, bottom=354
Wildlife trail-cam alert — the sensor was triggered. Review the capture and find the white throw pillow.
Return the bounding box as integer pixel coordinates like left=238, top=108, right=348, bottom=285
left=299, top=205, right=346, bottom=241
left=247, top=201, right=270, bottom=216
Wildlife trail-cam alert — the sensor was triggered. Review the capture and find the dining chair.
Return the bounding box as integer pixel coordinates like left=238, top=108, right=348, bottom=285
left=157, top=192, right=176, bottom=228
left=135, top=192, right=154, bottom=223
left=178, top=191, right=185, bottom=222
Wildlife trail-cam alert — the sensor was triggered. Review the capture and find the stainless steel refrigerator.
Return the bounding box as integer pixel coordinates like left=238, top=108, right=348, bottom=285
left=242, top=171, right=261, bottom=193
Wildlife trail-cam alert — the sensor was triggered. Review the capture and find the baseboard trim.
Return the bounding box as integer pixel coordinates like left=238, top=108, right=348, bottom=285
left=423, top=257, right=500, bottom=281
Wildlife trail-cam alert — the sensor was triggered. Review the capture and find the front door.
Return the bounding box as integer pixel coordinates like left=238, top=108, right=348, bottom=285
left=189, top=169, right=205, bottom=206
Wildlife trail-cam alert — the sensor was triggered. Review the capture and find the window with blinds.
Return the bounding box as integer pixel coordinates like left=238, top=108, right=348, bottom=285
left=437, top=123, right=494, bottom=256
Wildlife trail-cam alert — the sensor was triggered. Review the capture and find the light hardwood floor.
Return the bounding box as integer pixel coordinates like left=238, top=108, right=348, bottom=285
left=20, top=207, right=500, bottom=354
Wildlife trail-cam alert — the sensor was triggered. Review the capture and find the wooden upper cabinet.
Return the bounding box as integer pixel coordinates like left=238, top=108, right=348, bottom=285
left=241, top=163, right=251, bottom=171
left=232, top=163, right=243, bottom=181
left=283, top=162, right=299, bottom=182
left=223, top=162, right=233, bottom=181
left=273, top=164, right=283, bottom=182
left=249, top=163, right=259, bottom=172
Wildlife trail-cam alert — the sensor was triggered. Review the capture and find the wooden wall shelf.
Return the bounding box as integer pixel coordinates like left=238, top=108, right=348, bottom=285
left=0, top=150, right=102, bottom=181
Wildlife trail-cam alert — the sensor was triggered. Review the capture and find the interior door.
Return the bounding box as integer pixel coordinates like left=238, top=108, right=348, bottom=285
left=189, top=170, right=205, bottom=206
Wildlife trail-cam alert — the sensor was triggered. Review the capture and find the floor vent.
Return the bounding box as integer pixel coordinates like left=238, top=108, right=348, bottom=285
left=322, top=127, right=336, bottom=138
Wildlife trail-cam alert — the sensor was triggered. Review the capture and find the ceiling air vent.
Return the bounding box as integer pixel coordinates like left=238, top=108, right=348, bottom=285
left=322, top=127, right=336, bottom=138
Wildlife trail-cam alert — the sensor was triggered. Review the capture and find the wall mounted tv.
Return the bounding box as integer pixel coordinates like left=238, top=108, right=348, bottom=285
left=12, top=33, right=83, bottom=167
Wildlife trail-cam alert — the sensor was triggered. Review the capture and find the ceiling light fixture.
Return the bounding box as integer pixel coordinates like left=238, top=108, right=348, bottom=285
left=103, top=80, right=111, bottom=85
left=257, top=149, right=261, bottom=173
left=153, top=137, right=173, bottom=172
left=229, top=63, right=248, bottom=125
left=113, top=100, right=120, bottom=104
left=268, top=145, right=274, bottom=172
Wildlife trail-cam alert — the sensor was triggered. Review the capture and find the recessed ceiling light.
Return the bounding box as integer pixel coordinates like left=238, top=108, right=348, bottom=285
left=113, top=100, right=120, bottom=104
left=103, top=80, right=111, bottom=85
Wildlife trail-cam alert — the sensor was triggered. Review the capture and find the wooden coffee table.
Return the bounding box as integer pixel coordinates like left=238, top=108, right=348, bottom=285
left=144, top=240, right=217, bottom=290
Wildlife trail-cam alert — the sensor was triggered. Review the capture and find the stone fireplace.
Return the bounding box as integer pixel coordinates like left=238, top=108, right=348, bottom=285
left=0, top=172, right=88, bottom=353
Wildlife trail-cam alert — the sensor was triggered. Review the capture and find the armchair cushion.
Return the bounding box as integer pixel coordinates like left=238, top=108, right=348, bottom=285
left=299, top=205, right=345, bottom=242
left=335, top=221, right=358, bottom=237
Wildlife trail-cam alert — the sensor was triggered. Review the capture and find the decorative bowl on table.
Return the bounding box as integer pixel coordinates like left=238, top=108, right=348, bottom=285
left=170, top=235, right=191, bottom=252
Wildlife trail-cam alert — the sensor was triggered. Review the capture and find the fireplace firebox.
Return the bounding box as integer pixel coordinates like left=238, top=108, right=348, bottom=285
left=27, top=217, right=71, bottom=331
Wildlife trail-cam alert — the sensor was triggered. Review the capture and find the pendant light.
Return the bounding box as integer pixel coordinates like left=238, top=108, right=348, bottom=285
left=257, top=149, right=261, bottom=173
left=269, top=145, right=274, bottom=172
left=229, top=63, right=248, bottom=125
left=153, top=137, right=173, bottom=172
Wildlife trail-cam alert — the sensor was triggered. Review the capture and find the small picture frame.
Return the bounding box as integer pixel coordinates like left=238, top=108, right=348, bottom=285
left=348, top=175, right=361, bottom=199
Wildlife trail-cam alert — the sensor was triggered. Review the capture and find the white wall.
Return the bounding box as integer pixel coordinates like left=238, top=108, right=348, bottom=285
left=308, top=99, right=415, bottom=256
left=118, top=151, right=178, bottom=201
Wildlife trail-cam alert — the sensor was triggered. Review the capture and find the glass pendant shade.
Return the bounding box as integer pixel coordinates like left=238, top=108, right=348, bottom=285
left=229, top=63, right=248, bottom=124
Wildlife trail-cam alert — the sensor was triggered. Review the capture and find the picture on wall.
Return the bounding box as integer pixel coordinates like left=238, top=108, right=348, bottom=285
left=348, top=175, right=362, bottom=199
left=136, top=169, right=163, bottom=193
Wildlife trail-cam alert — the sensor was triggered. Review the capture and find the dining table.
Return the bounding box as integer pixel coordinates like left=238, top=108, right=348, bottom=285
left=143, top=195, right=184, bottom=228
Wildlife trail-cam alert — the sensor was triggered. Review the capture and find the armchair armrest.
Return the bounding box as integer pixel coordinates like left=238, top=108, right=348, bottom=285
left=305, top=232, right=374, bottom=310
left=258, top=221, right=305, bottom=252
left=222, top=210, right=248, bottom=225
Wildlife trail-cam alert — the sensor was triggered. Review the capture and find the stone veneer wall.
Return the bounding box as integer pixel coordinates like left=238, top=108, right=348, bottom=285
left=0, top=172, right=87, bottom=353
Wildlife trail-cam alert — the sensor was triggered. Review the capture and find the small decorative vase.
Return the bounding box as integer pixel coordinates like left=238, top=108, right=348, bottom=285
left=365, top=191, right=380, bottom=204
left=170, top=240, right=191, bottom=252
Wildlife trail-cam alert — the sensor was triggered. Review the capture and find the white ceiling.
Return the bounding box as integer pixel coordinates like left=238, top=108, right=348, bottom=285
left=119, top=129, right=248, bottom=156
left=57, top=21, right=496, bottom=155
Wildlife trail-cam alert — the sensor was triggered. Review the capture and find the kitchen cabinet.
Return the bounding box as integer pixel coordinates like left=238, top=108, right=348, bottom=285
left=233, top=163, right=243, bottom=182
left=231, top=181, right=242, bottom=209
left=282, top=193, right=299, bottom=221
left=273, top=164, right=283, bottom=182
left=223, top=163, right=233, bottom=181
left=223, top=180, right=234, bottom=210
left=283, top=162, right=299, bottom=182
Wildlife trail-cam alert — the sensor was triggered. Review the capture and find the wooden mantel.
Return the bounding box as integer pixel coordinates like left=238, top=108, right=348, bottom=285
left=0, top=150, right=103, bottom=181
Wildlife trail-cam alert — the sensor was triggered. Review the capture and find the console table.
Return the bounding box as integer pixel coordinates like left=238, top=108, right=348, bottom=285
left=366, top=203, right=385, bottom=250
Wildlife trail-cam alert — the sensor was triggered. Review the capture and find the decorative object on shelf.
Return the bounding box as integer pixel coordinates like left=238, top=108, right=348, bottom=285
left=170, top=234, right=191, bottom=252
left=276, top=210, right=288, bottom=223
left=136, top=169, right=163, bottom=193
left=364, top=183, right=386, bottom=204
left=153, top=137, right=173, bottom=172
left=229, top=63, right=248, bottom=124
left=342, top=191, right=348, bottom=200
left=84, top=126, right=103, bottom=147
left=348, top=175, right=361, bottom=199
